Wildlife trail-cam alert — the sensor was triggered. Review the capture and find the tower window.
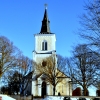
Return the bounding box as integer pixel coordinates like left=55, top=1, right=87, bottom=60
left=42, top=40, right=47, bottom=50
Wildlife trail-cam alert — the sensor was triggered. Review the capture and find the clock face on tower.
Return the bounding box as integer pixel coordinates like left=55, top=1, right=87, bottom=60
left=42, top=60, right=47, bottom=67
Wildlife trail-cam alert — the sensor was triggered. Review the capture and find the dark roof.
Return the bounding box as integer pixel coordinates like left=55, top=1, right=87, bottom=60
left=32, top=73, right=49, bottom=81
left=32, top=73, right=42, bottom=81
left=40, top=6, right=51, bottom=34
left=23, top=71, right=33, bottom=79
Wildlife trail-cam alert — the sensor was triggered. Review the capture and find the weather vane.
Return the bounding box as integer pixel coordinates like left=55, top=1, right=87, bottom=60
left=44, top=3, right=47, bottom=9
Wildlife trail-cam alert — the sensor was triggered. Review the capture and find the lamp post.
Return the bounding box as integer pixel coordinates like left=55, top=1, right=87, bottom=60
left=0, top=53, right=2, bottom=94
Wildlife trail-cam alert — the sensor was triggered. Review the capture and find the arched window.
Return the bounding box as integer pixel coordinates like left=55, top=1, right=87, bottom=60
left=42, top=40, right=47, bottom=50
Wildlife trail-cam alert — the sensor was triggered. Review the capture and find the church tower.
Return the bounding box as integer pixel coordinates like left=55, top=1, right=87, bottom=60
left=33, top=5, right=56, bottom=66
left=32, top=5, right=57, bottom=96
left=32, top=5, right=72, bottom=97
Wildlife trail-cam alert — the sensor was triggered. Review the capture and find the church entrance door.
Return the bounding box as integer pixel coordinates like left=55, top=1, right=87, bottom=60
left=41, top=81, right=46, bottom=97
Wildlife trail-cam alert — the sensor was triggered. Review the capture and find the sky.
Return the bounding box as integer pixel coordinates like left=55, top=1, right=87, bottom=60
left=0, top=0, right=97, bottom=96
left=0, top=0, right=87, bottom=59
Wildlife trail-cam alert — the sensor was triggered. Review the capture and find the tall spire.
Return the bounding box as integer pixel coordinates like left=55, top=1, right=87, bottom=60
left=40, top=4, right=51, bottom=34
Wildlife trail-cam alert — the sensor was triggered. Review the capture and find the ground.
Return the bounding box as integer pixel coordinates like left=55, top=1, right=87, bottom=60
left=1, top=94, right=100, bottom=100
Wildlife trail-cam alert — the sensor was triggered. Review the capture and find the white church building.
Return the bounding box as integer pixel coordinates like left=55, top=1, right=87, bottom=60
left=31, top=5, right=72, bottom=97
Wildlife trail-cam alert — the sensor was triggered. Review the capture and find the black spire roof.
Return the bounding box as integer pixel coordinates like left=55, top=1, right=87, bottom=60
left=40, top=4, right=51, bottom=34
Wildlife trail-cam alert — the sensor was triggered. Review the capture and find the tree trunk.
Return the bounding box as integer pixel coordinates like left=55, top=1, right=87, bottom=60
left=53, top=86, right=55, bottom=96
left=83, top=88, right=86, bottom=96
left=83, top=84, right=88, bottom=96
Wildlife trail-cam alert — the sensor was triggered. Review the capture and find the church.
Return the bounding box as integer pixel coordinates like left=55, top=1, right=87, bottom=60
left=31, top=5, right=72, bottom=97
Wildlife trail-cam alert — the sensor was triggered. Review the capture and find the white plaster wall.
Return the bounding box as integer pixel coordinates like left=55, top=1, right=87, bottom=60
left=32, top=81, right=38, bottom=96
left=34, top=53, right=52, bottom=62
left=37, top=78, right=42, bottom=96
left=34, top=34, right=56, bottom=52
left=50, top=84, right=53, bottom=95
left=56, top=78, right=72, bottom=96
left=46, top=84, right=50, bottom=95
left=33, top=51, right=56, bottom=63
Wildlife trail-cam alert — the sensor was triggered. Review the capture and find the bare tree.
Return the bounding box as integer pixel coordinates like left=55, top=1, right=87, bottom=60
left=18, top=55, right=34, bottom=95
left=36, top=55, right=67, bottom=96
left=0, top=36, right=35, bottom=95
left=79, top=0, right=100, bottom=48
left=78, top=0, right=100, bottom=91
left=67, top=44, right=98, bottom=96
left=18, top=55, right=33, bottom=75
left=57, top=54, right=67, bottom=73
left=0, top=36, right=22, bottom=77
left=2, top=55, right=34, bottom=95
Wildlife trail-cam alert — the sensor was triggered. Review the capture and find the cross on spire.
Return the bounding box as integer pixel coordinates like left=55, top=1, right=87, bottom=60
left=44, top=4, right=47, bottom=9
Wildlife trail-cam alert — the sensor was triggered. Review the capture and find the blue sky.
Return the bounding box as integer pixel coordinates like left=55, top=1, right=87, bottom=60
left=0, top=0, right=86, bottom=59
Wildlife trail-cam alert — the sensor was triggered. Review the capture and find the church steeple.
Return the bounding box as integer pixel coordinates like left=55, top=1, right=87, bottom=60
left=40, top=4, right=51, bottom=34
